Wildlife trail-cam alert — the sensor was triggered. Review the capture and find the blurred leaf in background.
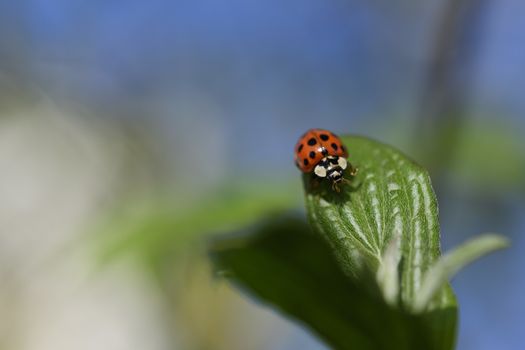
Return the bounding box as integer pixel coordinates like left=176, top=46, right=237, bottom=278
left=446, top=119, right=525, bottom=194
left=95, top=181, right=301, bottom=277
left=92, top=180, right=305, bottom=349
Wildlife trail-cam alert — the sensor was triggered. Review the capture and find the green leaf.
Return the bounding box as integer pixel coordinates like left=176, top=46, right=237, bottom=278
left=304, top=135, right=451, bottom=309
left=413, top=234, right=509, bottom=312
left=210, top=135, right=508, bottom=350
left=210, top=216, right=445, bottom=350
left=303, top=135, right=458, bottom=349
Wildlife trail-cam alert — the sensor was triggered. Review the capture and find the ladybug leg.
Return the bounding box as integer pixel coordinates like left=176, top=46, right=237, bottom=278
left=349, top=164, right=358, bottom=177
left=310, top=174, right=321, bottom=189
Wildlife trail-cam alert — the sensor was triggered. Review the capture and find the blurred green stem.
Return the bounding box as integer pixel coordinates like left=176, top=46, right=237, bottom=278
left=415, top=0, right=489, bottom=174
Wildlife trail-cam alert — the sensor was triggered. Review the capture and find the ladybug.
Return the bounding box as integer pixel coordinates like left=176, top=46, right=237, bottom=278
left=294, top=128, right=357, bottom=192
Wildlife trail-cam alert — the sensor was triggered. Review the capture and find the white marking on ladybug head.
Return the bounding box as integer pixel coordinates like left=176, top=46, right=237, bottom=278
left=314, top=164, right=327, bottom=177
left=328, top=170, right=343, bottom=183
left=338, top=157, right=347, bottom=170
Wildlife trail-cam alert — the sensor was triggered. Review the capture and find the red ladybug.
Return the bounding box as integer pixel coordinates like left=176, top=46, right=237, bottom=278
left=294, top=128, right=357, bottom=191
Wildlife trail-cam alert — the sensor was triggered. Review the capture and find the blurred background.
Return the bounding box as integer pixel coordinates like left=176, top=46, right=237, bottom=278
left=0, top=0, right=523, bottom=349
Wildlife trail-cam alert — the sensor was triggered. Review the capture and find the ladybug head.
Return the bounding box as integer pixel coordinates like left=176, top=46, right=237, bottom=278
left=313, top=156, right=349, bottom=191
left=328, top=169, right=344, bottom=183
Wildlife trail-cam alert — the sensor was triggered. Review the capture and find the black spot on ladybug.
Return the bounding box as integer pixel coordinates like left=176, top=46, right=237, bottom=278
left=320, top=134, right=329, bottom=141
left=309, top=151, right=316, bottom=159
left=307, top=138, right=317, bottom=146
left=303, top=159, right=309, bottom=166
left=321, top=147, right=328, bottom=156
left=331, top=143, right=339, bottom=151
left=298, top=144, right=304, bottom=152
